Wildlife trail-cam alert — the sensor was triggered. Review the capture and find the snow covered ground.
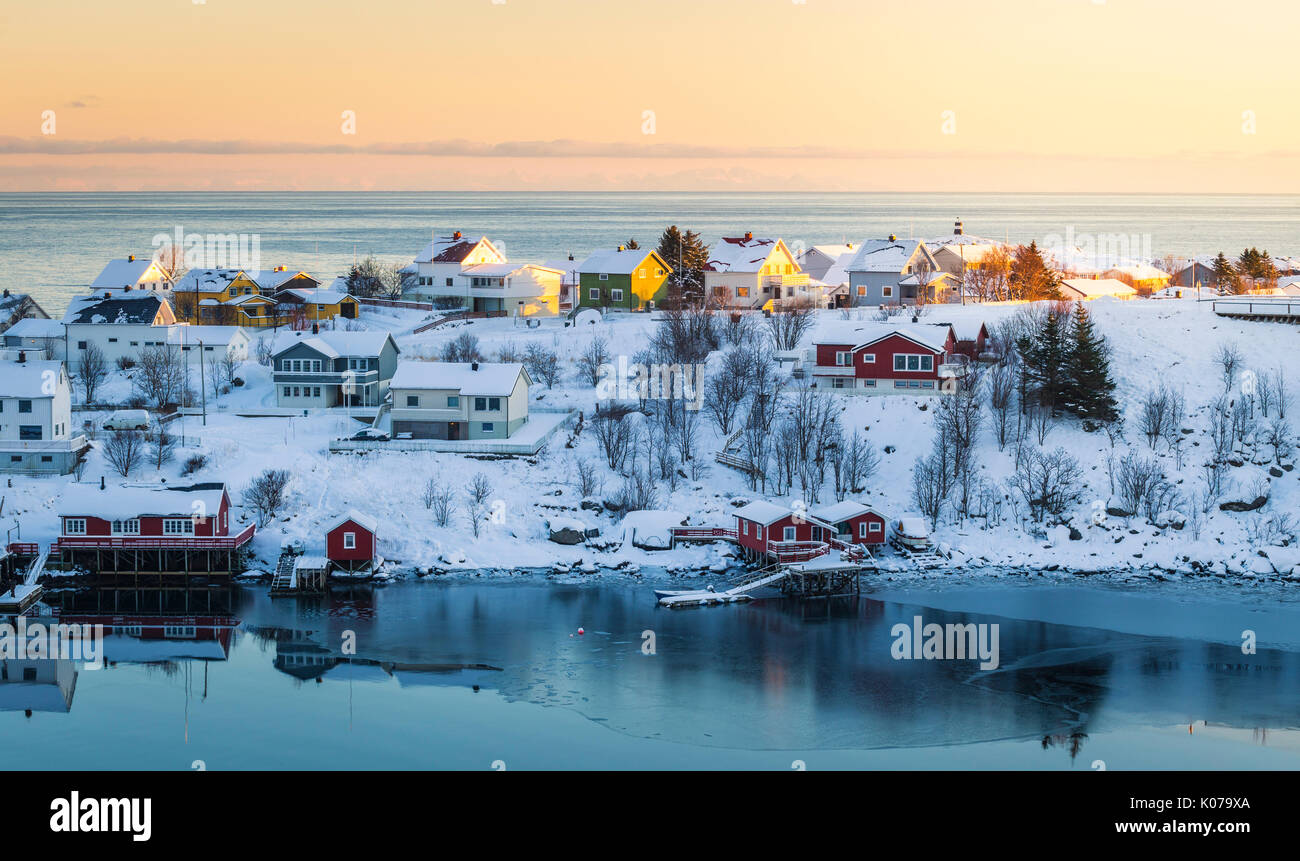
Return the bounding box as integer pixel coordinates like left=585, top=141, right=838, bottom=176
left=7, top=296, right=1300, bottom=595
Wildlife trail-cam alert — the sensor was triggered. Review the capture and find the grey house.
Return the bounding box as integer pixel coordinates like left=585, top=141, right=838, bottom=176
left=389, top=361, right=531, bottom=441
left=845, top=237, right=948, bottom=306
left=271, top=329, right=399, bottom=408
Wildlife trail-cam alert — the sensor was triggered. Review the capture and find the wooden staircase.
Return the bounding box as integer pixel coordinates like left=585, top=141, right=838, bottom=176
left=270, top=552, right=297, bottom=596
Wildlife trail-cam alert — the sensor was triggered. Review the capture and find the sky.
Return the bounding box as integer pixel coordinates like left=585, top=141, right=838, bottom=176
left=1, top=0, right=1296, bottom=192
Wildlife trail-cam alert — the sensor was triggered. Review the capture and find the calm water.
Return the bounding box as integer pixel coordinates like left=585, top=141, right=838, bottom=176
left=2, top=579, right=1298, bottom=770
left=3, top=192, right=1299, bottom=315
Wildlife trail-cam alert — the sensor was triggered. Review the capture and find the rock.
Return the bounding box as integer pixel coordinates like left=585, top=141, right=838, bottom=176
left=1107, top=506, right=1133, bottom=518
left=548, top=528, right=585, bottom=545
left=1270, top=467, right=1285, bottom=478
left=1228, top=458, right=1244, bottom=467
left=580, top=498, right=603, bottom=512
left=1219, top=496, right=1268, bottom=512
left=1069, top=527, right=1083, bottom=541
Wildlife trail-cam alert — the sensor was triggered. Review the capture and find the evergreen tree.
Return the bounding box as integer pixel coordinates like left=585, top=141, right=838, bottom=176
left=1212, top=252, right=1237, bottom=292
left=656, top=225, right=709, bottom=305
left=1016, top=310, right=1069, bottom=413
left=1063, top=302, right=1118, bottom=422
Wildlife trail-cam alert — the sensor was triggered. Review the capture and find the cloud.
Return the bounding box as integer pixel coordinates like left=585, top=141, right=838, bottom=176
left=62, top=96, right=101, bottom=109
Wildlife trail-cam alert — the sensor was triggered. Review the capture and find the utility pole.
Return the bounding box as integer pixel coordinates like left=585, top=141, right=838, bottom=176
left=199, top=340, right=207, bottom=426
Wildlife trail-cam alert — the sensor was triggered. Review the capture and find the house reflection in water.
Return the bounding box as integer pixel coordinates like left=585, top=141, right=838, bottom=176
left=0, top=659, right=77, bottom=716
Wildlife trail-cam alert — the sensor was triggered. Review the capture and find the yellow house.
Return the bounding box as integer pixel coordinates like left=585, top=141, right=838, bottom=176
left=173, top=267, right=324, bottom=328
left=277, top=282, right=360, bottom=323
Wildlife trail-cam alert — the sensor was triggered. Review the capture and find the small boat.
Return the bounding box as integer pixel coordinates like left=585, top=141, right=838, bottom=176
left=653, top=584, right=715, bottom=600
left=891, top=518, right=932, bottom=552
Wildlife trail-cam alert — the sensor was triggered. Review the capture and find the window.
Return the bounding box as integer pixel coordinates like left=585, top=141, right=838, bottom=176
left=65, top=519, right=86, bottom=535
left=343, top=532, right=356, bottom=549
left=19, top=426, right=40, bottom=440
left=130, top=341, right=138, bottom=347
left=283, top=386, right=291, bottom=397
left=894, top=381, right=907, bottom=388
left=864, top=379, right=877, bottom=387
left=783, top=526, right=796, bottom=542
left=313, top=387, right=321, bottom=397
left=406, top=395, right=419, bottom=407
left=598, top=273, right=609, bottom=281
left=835, top=351, right=851, bottom=366
left=610, top=289, right=623, bottom=302
left=445, top=278, right=453, bottom=287
left=856, top=286, right=866, bottom=297
left=77, top=341, right=87, bottom=350
left=475, top=397, right=486, bottom=411
left=922, top=381, right=935, bottom=389
left=859, top=522, right=868, bottom=538
left=8, top=456, right=19, bottom=463
left=882, top=286, right=893, bottom=298
left=831, top=378, right=848, bottom=389
left=862, top=353, right=875, bottom=363
left=447, top=396, right=459, bottom=408
left=293, top=387, right=301, bottom=397
left=40, top=455, right=52, bottom=463
left=111, top=519, right=140, bottom=535
left=312, top=360, right=321, bottom=372
left=737, top=286, right=749, bottom=298
left=489, top=397, right=500, bottom=410
left=637, top=268, right=646, bottom=278
left=108, top=337, right=117, bottom=343
left=741, top=520, right=748, bottom=536
left=869, top=522, right=882, bottom=533
left=893, top=354, right=933, bottom=372
left=18, top=400, right=31, bottom=413
left=163, top=519, right=194, bottom=535
left=482, top=422, right=495, bottom=433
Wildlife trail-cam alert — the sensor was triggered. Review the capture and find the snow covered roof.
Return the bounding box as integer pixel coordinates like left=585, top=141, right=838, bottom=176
left=390, top=360, right=527, bottom=396
left=1059, top=278, right=1138, bottom=299
left=802, top=243, right=857, bottom=261
left=280, top=287, right=352, bottom=305
left=60, top=482, right=228, bottom=519
left=164, top=325, right=248, bottom=345
left=329, top=509, right=378, bottom=534
left=808, top=500, right=881, bottom=524
left=704, top=235, right=788, bottom=273
left=173, top=269, right=244, bottom=293
left=814, top=321, right=951, bottom=353
left=944, top=320, right=987, bottom=342
left=460, top=263, right=562, bottom=278
left=1105, top=263, right=1168, bottom=282
left=814, top=250, right=859, bottom=289
left=845, top=238, right=930, bottom=274
left=248, top=269, right=317, bottom=291
left=0, top=359, right=65, bottom=397
left=541, top=258, right=582, bottom=285
left=577, top=247, right=666, bottom=275
left=91, top=257, right=168, bottom=290
left=3, top=317, right=64, bottom=339
left=270, top=329, right=395, bottom=358
left=294, top=555, right=331, bottom=571
left=733, top=500, right=799, bottom=526
left=63, top=293, right=169, bottom=325
left=414, top=231, right=502, bottom=264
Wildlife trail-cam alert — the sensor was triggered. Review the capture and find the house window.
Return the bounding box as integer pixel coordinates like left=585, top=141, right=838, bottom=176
left=882, top=286, right=893, bottom=298
left=831, top=378, right=848, bottom=389
left=18, top=400, right=31, bottom=413
left=19, top=426, right=41, bottom=440
left=741, top=520, right=748, bottom=536
left=108, top=338, right=117, bottom=343
left=78, top=341, right=87, bottom=350
left=475, top=397, right=486, bottom=411
left=894, top=381, right=907, bottom=388
left=406, top=395, right=419, bottom=407
left=864, top=379, right=877, bottom=387
left=862, top=353, right=875, bottom=363
left=835, top=351, right=850, bottom=366
left=293, top=387, right=301, bottom=397
left=489, top=397, right=500, bottom=410
left=482, top=422, right=495, bottom=433
left=856, top=286, right=866, bottom=296
left=111, top=519, right=140, bottom=535
left=637, top=268, right=646, bottom=278
left=598, top=273, right=609, bottom=281
left=8, top=456, right=20, bottom=463
left=313, top=387, right=321, bottom=397
left=610, top=289, right=623, bottom=302
left=859, top=522, right=867, bottom=538
left=737, top=287, right=749, bottom=298
left=589, top=288, right=600, bottom=300
left=65, top=519, right=86, bottom=535
left=922, top=381, right=935, bottom=389
left=893, top=354, right=933, bottom=372
left=40, top=455, right=52, bottom=463
left=448, top=396, right=459, bottom=407
left=869, top=521, right=882, bottom=533
left=163, top=519, right=194, bottom=535
left=343, top=532, right=356, bottom=549
left=283, top=386, right=292, bottom=397
left=446, top=278, right=453, bottom=287
left=783, top=526, right=796, bottom=542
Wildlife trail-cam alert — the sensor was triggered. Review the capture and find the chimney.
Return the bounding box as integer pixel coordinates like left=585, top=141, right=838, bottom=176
left=568, top=253, right=574, bottom=261
left=744, top=231, right=753, bottom=242
left=953, top=219, right=964, bottom=236
left=2, top=289, right=8, bottom=298
left=100, top=476, right=105, bottom=491
left=888, top=233, right=897, bottom=242
left=453, top=231, right=462, bottom=240
left=471, top=361, right=479, bottom=371
left=103, top=292, right=111, bottom=300
left=312, top=322, right=319, bottom=334
left=128, top=254, right=135, bottom=262
left=16, top=350, right=25, bottom=363
left=617, top=245, right=625, bottom=252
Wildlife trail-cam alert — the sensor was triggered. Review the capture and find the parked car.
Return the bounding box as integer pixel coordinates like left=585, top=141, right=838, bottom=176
left=350, top=428, right=390, bottom=441
left=102, top=409, right=151, bottom=431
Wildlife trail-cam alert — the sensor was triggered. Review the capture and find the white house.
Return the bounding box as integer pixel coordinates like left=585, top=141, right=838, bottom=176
left=166, top=325, right=252, bottom=361
left=404, top=230, right=507, bottom=302
left=542, top=255, right=583, bottom=311
left=456, top=263, right=564, bottom=317
left=0, top=356, right=84, bottom=474
left=271, top=329, right=400, bottom=409
left=1058, top=278, right=1138, bottom=301
left=91, top=256, right=174, bottom=293
left=703, top=233, right=812, bottom=308
left=63, top=292, right=178, bottom=365
left=2, top=318, right=67, bottom=359
left=0, top=289, right=51, bottom=333
left=389, top=361, right=532, bottom=441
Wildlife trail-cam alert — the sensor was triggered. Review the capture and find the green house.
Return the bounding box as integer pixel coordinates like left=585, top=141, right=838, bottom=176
left=576, top=247, right=672, bottom=311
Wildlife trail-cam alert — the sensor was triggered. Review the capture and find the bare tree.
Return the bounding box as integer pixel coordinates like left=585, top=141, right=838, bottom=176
left=592, top=411, right=633, bottom=471
left=242, top=468, right=291, bottom=526
left=441, top=333, right=483, bottom=364
left=577, top=337, right=611, bottom=388
left=1215, top=341, right=1243, bottom=394
left=148, top=427, right=176, bottom=470
left=522, top=343, right=561, bottom=389
left=102, top=430, right=145, bottom=477
left=134, top=344, right=189, bottom=409
left=912, top=453, right=948, bottom=528
left=464, top=472, right=493, bottom=538
left=987, top=360, right=1016, bottom=450
left=703, top=348, right=749, bottom=437
left=571, top=456, right=602, bottom=498
left=255, top=336, right=274, bottom=367
left=765, top=298, right=816, bottom=352
left=75, top=344, right=108, bottom=404
left=1007, top=447, right=1082, bottom=523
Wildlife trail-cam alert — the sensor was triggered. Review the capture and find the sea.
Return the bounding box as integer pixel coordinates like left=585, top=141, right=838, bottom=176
left=2, top=191, right=1298, bottom=316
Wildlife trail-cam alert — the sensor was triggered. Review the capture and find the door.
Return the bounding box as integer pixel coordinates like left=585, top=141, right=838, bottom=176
left=448, top=422, right=459, bottom=441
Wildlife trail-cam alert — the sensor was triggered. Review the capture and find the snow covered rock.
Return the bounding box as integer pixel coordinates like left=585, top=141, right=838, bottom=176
left=548, top=516, right=590, bottom=545
left=1219, top=496, right=1267, bottom=513
left=618, top=509, right=687, bottom=550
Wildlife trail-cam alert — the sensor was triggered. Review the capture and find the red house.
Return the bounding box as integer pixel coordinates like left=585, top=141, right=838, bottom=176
left=733, top=500, right=837, bottom=563
left=53, top=482, right=254, bottom=575
left=947, top=320, right=990, bottom=360
left=808, top=501, right=887, bottom=546
left=326, top=510, right=377, bottom=571
left=811, top=322, right=968, bottom=394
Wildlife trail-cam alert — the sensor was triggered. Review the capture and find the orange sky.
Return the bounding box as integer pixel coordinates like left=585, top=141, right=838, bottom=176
left=2, top=0, right=1296, bottom=191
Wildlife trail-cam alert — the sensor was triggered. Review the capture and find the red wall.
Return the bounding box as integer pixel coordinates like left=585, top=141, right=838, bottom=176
left=838, top=511, right=887, bottom=545
left=735, top=513, right=822, bottom=552
left=327, top=520, right=375, bottom=562
left=61, top=491, right=230, bottom=537
left=815, top=332, right=952, bottom=386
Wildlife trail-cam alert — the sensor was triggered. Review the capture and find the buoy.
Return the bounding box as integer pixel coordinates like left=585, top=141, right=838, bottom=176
left=577, top=627, right=585, bottom=635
